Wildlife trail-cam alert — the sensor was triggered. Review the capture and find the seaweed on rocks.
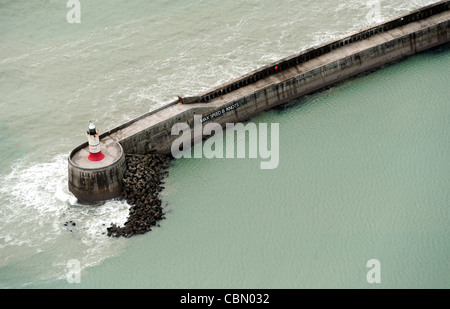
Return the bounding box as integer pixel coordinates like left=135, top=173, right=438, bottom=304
left=107, top=152, right=171, bottom=238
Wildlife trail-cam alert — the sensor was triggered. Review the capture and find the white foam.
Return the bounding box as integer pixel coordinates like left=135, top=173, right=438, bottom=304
left=0, top=153, right=132, bottom=275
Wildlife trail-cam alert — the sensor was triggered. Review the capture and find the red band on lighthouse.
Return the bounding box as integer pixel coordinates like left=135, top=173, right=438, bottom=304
left=88, top=151, right=105, bottom=161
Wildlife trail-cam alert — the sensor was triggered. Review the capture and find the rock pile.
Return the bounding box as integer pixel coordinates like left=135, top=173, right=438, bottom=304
left=107, top=152, right=170, bottom=238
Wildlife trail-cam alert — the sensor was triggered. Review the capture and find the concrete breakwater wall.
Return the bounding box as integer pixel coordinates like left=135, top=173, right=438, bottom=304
left=188, top=0, right=450, bottom=104
left=68, top=1, right=450, bottom=204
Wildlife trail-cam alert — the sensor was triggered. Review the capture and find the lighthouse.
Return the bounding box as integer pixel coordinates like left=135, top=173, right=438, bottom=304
left=87, top=121, right=105, bottom=161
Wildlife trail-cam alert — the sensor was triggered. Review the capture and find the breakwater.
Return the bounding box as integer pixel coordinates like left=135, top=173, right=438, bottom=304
left=68, top=1, right=450, bottom=204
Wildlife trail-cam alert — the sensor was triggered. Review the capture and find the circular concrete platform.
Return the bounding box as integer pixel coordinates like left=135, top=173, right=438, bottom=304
left=68, top=139, right=126, bottom=204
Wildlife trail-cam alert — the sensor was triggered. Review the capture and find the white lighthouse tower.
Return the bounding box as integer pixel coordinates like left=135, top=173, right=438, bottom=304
left=87, top=121, right=105, bottom=161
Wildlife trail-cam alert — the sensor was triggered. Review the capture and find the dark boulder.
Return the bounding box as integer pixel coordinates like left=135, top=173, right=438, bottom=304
left=107, top=152, right=171, bottom=238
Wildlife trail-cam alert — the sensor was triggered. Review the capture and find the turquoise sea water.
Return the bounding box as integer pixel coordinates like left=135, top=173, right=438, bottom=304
left=0, top=0, right=448, bottom=288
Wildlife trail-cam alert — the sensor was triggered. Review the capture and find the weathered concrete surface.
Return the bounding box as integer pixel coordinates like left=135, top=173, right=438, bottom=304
left=100, top=4, right=450, bottom=155
left=68, top=141, right=126, bottom=204
left=69, top=1, right=450, bottom=203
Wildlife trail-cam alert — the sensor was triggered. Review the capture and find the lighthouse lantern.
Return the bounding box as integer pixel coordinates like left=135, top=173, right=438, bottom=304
left=87, top=121, right=105, bottom=161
